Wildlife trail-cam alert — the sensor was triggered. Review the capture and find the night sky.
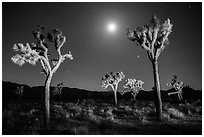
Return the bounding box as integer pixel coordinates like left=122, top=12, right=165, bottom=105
left=2, top=2, right=202, bottom=91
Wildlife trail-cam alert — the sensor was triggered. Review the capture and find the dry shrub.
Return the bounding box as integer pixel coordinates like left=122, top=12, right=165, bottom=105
left=167, top=108, right=185, bottom=119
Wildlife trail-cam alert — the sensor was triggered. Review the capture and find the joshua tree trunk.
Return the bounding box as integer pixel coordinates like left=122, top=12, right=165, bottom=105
left=133, top=94, right=136, bottom=101
left=44, top=73, right=53, bottom=129
left=111, top=84, right=118, bottom=105
left=60, top=93, right=62, bottom=103
left=20, top=94, right=22, bottom=104
left=114, top=89, right=117, bottom=105
left=152, top=61, right=162, bottom=121
left=18, top=95, right=22, bottom=104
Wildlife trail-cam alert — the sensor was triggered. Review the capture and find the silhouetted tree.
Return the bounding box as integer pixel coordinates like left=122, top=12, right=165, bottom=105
left=101, top=72, right=125, bottom=105
left=127, top=15, right=173, bottom=120
left=11, top=25, right=73, bottom=129
left=53, top=82, right=63, bottom=102
left=15, top=85, right=24, bottom=103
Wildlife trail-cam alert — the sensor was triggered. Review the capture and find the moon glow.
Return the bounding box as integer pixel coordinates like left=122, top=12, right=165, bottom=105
left=107, top=23, right=116, bottom=32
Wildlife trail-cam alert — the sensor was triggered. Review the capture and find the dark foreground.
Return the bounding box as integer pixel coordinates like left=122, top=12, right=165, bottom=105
left=2, top=99, right=202, bottom=135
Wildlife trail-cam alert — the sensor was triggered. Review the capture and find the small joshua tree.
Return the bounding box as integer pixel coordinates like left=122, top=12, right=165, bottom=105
left=167, top=75, right=184, bottom=100
left=127, top=15, right=173, bottom=120
left=15, top=85, right=24, bottom=103
left=101, top=72, right=125, bottom=105
left=53, top=82, right=63, bottom=102
left=121, top=78, right=144, bottom=100
left=11, top=25, right=73, bottom=129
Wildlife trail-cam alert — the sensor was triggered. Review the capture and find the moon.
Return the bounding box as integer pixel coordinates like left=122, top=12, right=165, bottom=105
left=107, top=23, right=116, bottom=32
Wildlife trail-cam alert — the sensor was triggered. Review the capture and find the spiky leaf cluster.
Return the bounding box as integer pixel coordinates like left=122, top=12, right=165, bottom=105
left=101, top=71, right=125, bottom=89
left=11, top=43, right=40, bottom=66
left=122, top=78, right=144, bottom=98
left=127, top=15, right=173, bottom=61
left=47, top=29, right=65, bottom=50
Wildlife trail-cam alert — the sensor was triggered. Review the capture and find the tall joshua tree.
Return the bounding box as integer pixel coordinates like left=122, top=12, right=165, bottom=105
left=11, top=25, right=73, bottom=129
left=127, top=15, right=173, bottom=120
left=101, top=72, right=125, bottom=105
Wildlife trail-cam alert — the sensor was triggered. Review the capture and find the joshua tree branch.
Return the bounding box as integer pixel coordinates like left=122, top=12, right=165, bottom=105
left=110, top=84, right=115, bottom=92
left=39, top=56, right=51, bottom=74
left=146, top=28, right=153, bottom=43
left=159, top=31, right=170, bottom=51
left=52, top=36, right=72, bottom=74
left=147, top=51, right=153, bottom=61
left=155, top=31, right=171, bottom=60
left=52, top=57, right=63, bottom=74
left=151, top=28, right=159, bottom=48
left=156, top=48, right=162, bottom=60
left=40, top=59, right=48, bottom=75
left=55, top=36, right=65, bottom=60
left=38, top=40, right=49, bottom=61
left=58, top=35, right=66, bottom=50
left=151, top=29, right=159, bottom=59
left=127, top=28, right=151, bottom=52
left=52, top=36, right=63, bottom=73
left=141, top=38, right=151, bottom=51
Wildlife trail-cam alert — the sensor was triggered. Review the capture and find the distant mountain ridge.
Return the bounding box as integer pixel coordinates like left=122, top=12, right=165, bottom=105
left=2, top=81, right=202, bottom=104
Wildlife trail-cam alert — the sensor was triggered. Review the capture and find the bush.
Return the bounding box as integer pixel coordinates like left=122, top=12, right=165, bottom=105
left=167, top=108, right=185, bottom=119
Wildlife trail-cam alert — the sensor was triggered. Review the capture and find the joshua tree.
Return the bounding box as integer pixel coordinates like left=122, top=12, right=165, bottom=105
left=127, top=15, right=173, bottom=120
left=15, top=85, right=24, bottom=103
left=121, top=78, right=144, bottom=100
left=167, top=75, right=184, bottom=100
left=53, top=82, right=63, bottom=102
left=11, top=25, right=73, bottom=129
left=101, top=72, right=125, bottom=105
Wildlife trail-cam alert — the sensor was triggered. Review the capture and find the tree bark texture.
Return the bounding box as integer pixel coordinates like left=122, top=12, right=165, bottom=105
left=152, top=61, right=162, bottom=121
left=44, top=73, right=53, bottom=129
left=114, top=89, right=117, bottom=105
left=111, top=84, right=118, bottom=105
